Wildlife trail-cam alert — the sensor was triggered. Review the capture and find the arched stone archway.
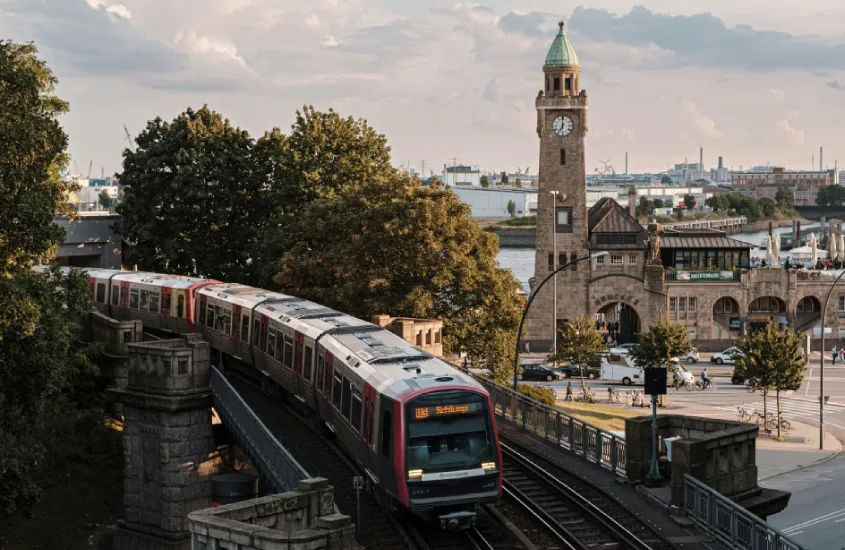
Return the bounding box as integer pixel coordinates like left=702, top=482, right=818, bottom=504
left=712, top=297, right=741, bottom=340
left=795, top=295, right=822, bottom=331
left=748, top=296, right=788, bottom=334
left=594, top=301, right=642, bottom=344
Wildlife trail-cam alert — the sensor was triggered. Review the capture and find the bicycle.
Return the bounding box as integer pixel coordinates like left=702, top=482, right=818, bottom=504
left=537, top=383, right=558, bottom=399
left=737, top=406, right=752, bottom=422
left=746, top=380, right=762, bottom=393
left=695, top=379, right=717, bottom=391
left=607, top=387, right=623, bottom=403
left=574, top=389, right=596, bottom=403
left=627, top=389, right=645, bottom=407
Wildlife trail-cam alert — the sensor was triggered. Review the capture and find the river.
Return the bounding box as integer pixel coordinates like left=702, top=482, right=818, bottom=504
left=496, top=222, right=820, bottom=293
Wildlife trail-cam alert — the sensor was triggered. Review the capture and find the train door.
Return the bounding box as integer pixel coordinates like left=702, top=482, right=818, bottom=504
left=256, top=314, right=269, bottom=373
left=293, top=331, right=305, bottom=399
left=198, top=293, right=208, bottom=339
left=232, top=305, right=243, bottom=359
left=161, top=287, right=173, bottom=332
left=324, top=352, right=335, bottom=428
left=88, top=277, right=96, bottom=303
left=363, top=384, right=378, bottom=480
left=118, top=281, right=130, bottom=319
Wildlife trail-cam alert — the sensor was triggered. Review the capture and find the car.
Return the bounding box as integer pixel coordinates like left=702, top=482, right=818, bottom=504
left=673, top=350, right=699, bottom=364
left=609, top=343, right=638, bottom=355
left=517, top=363, right=561, bottom=382
left=554, top=363, right=601, bottom=380
left=711, top=346, right=744, bottom=365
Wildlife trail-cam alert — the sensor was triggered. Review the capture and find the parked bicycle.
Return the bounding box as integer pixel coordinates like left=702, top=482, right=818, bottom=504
left=607, top=387, right=623, bottom=403
left=538, top=383, right=558, bottom=399
left=746, top=379, right=763, bottom=393
left=574, top=389, right=596, bottom=403
left=627, top=389, right=645, bottom=407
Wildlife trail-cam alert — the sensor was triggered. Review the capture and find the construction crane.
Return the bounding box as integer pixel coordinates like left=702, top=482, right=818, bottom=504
left=594, top=159, right=613, bottom=180
left=124, top=125, right=135, bottom=152
left=73, top=160, right=80, bottom=176
left=87, top=160, right=93, bottom=179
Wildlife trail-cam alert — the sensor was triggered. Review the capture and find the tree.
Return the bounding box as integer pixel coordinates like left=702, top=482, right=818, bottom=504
left=661, top=175, right=673, bottom=185
left=652, top=198, right=665, bottom=209
left=0, top=41, right=103, bottom=517
left=775, top=187, right=794, bottom=208
left=501, top=172, right=509, bottom=185
left=480, top=174, right=489, bottom=188
left=705, top=194, right=730, bottom=212
left=514, top=177, right=522, bottom=188
left=117, top=106, right=270, bottom=285
left=530, top=179, right=538, bottom=188
left=682, top=194, right=697, bottom=210
left=636, top=196, right=654, bottom=218
left=273, top=176, right=524, bottom=385
left=816, top=184, right=845, bottom=206
left=758, top=197, right=777, bottom=218
left=506, top=200, right=516, bottom=217
left=98, top=190, right=113, bottom=210
left=735, top=322, right=804, bottom=439
left=547, top=316, right=606, bottom=397
left=629, top=312, right=693, bottom=372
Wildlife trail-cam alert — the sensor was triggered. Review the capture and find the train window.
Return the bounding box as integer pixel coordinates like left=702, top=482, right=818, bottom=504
left=380, top=411, right=392, bottom=458
left=111, top=286, right=119, bottom=306
left=351, top=387, right=362, bottom=432
left=252, top=318, right=260, bottom=346
left=341, top=377, right=352, bottom=420
left=200, top=300, right=206, bottom=324
left=96, top=283, right=106, bottom=303
left=140, top=290, right=150, bottom=310
left=367, top=402, right=375, bottom=444
left=221, top=308, right=232, bottom=335
left=214, top=306, right=225, bottom=332
left=130, top=289, right=139, bottom=309
left=304, top=346, right=313, bottom=381
left=274, top=331, right=284, bottom=362
left=120, top=286, right=127, bottom=306
left=325, top=362, right=333, bottom=396
left=316, top=355, right=324, bottom=391
left=150, top=292, right=160, bottom=313
left=283, top=336, right=293, bottom=369
left=162, top=292, right=171, bottom=312
left=267, top=328, right=276, bottom=358
left=240, top=314, right=250, bottom=342
left=332, top=373, right=342, bottom=409
left=206, top=304, right=215, bottom=328
left=176, top=294, right=184, bottom=318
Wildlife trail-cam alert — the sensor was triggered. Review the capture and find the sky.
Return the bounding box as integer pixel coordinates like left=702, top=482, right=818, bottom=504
left=2, top=0, right=845, bottom=178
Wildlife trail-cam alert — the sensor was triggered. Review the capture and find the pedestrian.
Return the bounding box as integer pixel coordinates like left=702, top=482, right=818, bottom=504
left=565, top=381, right=573, bottom=401
left=833, top=345, right=839, bottom=365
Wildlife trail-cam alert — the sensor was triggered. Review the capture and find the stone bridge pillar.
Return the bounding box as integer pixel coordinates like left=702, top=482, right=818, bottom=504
left=108, top=334, right=221, bottom=550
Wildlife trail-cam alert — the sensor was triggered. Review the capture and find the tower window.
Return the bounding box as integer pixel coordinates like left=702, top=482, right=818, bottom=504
left=555, top=207, right=573, bottom=233
left=560, top=149, right=566, bottom=165
left=553, top=77, right=560, bottom=91
left=559, top=253, right=567, bottom=268
left=548, top=253, right=554, bottom=272
left=565, top=77, right=572, bottom=93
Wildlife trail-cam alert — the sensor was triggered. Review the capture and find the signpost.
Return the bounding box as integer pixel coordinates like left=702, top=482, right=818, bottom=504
left=352, top=476, right=363, bottom=533
left=644, top=367, right=667, bottom=486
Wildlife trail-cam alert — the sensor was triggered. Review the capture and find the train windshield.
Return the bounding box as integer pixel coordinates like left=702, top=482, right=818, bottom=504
left=405, top=391, right=494, bottom=473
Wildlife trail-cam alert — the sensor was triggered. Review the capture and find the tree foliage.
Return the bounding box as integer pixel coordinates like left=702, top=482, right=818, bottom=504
left=117, top=106, right=270, bottom=284
left=480, top=174, right=489, bottom=188
left=661, top=175, right=673, bottom=185
left=272, top=176, right=524, bottom=384
left=548, top=315, right=606, bottom=395
left=636, top=196, right=654, bottom=218
left=775, top=187, right=794, bottom=208
left=682, top=194, right=697, bottom=209
left=735, top=322, right=804, bottom=439
left=816, top=184, right=845, bottom=206
left=629, top=312, right=692, bottom=370
left=514, top=177, right=522, bottom=188
left=98, top=190, right=113, bottom=210
left=506, top=200, right=516, bottom=217
left=652, top=198, right=664, bottom=209
left=501, top=172, right=509, bottom=184
left=758, top=197, right=777, bottom=218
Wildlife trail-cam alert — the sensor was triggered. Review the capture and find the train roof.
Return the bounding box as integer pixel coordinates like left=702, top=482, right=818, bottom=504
left=114, top=272, right=217, bottom=289
left=199, top=283, right=290, bottom=309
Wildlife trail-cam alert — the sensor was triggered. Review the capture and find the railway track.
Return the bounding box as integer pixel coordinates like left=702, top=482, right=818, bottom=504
left=501, top=442, right=672, bottom=550
left=408, top=506, right=521, bottom=550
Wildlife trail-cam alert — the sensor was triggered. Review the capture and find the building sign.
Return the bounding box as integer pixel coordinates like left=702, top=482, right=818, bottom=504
left=729, top=318, right=741, bottom=330
left=593, top=294, right=640, bottom=307
left=674, top=271, right=736, bottom=281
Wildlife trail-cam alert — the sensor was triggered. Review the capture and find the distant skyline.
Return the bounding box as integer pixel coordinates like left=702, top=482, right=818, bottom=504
left=2, top=0, right=844, bottom=178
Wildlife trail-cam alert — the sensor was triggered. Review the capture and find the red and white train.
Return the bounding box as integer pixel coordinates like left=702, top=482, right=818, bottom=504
left=81, top=268, right=502, bottom=530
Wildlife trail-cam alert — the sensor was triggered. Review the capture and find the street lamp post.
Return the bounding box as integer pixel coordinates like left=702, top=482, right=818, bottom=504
left=550, top=191, right=559, bottom=370
left=819, top=268, right=845, bottom=449
left=513, top=251, right=610, bottom=391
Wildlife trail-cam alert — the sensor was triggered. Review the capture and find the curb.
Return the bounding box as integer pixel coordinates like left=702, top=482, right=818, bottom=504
left=759, top=448, right=842, bottom=481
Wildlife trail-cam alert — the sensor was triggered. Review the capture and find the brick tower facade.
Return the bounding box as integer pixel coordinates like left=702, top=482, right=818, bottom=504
left=527, top=22, right=591, bottom=350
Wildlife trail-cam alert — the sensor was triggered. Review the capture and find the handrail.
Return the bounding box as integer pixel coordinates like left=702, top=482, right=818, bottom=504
left=684, top=474, right=806, bottom=550
left=210, top=367, right=316, bottom=495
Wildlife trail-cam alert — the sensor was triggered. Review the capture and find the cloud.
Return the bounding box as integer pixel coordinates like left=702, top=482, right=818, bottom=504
left=770, top=88, right=786, bottom=103
left=482, top=78, right=499, bottom=101
left=498, top=11, right=548, bottom=35
left=173, top=29, right=248, bottom=67
left=776, top=119, right=805, bottom=145
left=827, top=80, right=844, bottom=90
left=87, top=0, right=132, bottom=20
left=568, top=6, right=845, bottom=72
left=679, top=99, right=722, bottom=138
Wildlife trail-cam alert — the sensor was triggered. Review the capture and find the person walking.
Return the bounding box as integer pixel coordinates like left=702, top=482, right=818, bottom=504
left=833, top=345, right=839, bottom=365
left=565, top=381, right=573, bottom=402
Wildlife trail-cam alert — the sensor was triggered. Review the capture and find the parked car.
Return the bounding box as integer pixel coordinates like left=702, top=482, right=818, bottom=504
left=517, top=363, right=561, bottom=382
left=674, top=350, right=700, bottom=364
left=711, top=346, right=744, bottom=365
left=601, top=356, right=643, bottom=385
left=554, top=363, right=601, bottom=380
left=609, top=343, right=638, bottom=355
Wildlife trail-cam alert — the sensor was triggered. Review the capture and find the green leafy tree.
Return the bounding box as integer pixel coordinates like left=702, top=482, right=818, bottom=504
left=506, top=200, right=516, bottom=217
left=735, top=322, right=805, bottom=439
left=530, top=179, right=538, bottom=188
left=547, top=316, right=606, bottom=396
left=758, top=197, right=777, bottom=218
left=514, top=177, right=522, bottom=188
left=501, top=172, right=509, bottom=185
left=629, top=312, right=693, bottom=375
left=480, top=174, right=489, bottom=188
left=816, top=184, right=845, bottom=206
left=117, top=106, right=270, bottom=285
left=661, top=175, right=673, bottom=185
left=0, top=41, right=103, bottom=517
left=775, top=187, right=794, bottom=207
left=682, top=194, right=697, bottom=209
left=652, top=198, right=665, bottom=209
left=705, top=194, right=730, bottom=212
left=636, top=196, right=654, bottom=218
left=98, top=190, right=113, bottom=210
left=273, top=176, right=524, bottom=385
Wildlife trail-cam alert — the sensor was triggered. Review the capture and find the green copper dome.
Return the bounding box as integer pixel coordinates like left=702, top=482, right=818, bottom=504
left=544, top=21, right=579, bottom=69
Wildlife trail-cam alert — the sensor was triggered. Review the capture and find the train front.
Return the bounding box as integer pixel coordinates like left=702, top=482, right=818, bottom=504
left=401, top=389, right=501, bottom=530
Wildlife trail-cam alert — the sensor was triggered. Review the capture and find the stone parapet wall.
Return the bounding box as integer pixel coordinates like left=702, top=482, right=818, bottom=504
left=90, top=311, right=142, bottom=356
left=127, top=334, right=210, bottom=395
left=188, top=478, right=357, bottom=550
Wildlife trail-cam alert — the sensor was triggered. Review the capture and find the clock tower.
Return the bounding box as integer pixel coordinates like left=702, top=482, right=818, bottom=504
left=527, top=21, right=590, bottom=350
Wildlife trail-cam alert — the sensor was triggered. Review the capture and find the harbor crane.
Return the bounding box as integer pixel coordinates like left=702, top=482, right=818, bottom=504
left=124, top=125, right=135, bottom=152
left=87, top=160, right=93, bottom=179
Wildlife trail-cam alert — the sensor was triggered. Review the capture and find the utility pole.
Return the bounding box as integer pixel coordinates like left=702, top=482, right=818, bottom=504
left=449, top=157, right=461, bottom=186
left=550, top=191, right=559, bottom=363
left=420, top=160, right=428, bottom=179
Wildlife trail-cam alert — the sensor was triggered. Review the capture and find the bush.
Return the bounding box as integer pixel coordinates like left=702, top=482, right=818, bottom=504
left=503, top=216, right=537, bottom=227
left=517, top=384, right=556, bottom=406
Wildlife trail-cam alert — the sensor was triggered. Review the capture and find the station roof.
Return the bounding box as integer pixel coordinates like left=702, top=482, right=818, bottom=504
left=660, top=235, right=752, bottom=250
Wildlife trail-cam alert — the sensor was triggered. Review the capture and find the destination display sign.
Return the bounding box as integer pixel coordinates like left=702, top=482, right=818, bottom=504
left=414, top=402, right=482, bottom=420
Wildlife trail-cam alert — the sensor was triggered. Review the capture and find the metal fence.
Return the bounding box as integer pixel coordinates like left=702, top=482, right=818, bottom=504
left=210, top=366, right=312, bottom=493
left=471, top=375, right=627, bottom=475
left=684, top=474, right=807, bottom=550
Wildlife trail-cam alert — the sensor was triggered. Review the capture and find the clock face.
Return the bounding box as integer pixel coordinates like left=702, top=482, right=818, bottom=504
left=552, top=115, right=574, bottom=136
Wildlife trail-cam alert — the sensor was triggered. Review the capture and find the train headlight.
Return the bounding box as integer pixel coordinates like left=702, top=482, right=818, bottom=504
left=481, top=462, right=496, bottom=471
left=408, top=469, right=423, bottom=479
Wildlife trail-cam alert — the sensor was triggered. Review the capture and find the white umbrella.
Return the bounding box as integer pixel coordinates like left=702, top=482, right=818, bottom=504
left=839, top=233, right=845, bottom=262
left=829, top=231, right=837, bottom=262
left=765, top=235, right=773, bottom=266
left=811, top=233, right=818, bottom=265
left=774, top=232, right=782, bottom=267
